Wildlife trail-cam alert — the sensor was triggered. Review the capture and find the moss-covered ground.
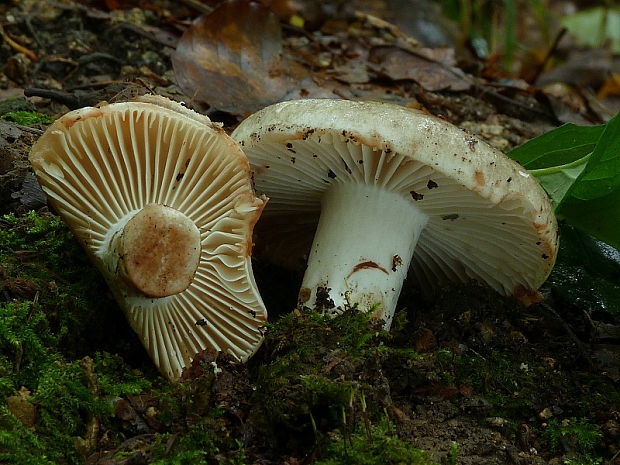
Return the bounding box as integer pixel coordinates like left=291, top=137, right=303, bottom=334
left=1, top=211, right=618, bottom=465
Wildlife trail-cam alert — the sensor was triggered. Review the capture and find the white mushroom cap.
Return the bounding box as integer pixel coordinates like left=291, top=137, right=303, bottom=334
left=232, top=99, right=558, bottom=327
left=29, top=95, right=267, bottom=381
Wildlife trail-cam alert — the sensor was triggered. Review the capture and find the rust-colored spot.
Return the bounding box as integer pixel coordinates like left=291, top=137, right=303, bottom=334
left=474, top=170, right=485, bottom=187
left=253, top=165, right=269, bottom=176
left=533, top=222, right=546, bottom=231
left=513, top=284, right=544, bottom=307
left=241, top=193, right=267, bottom=259
left=62, top=108, right=104, bottom=129
left=347, top=261, right=389, bottom=279
left=298, top=287, right=311, bottom=304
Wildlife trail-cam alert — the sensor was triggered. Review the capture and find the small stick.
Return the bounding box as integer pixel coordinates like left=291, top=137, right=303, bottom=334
left=529, top=28, right=567, bottom=84
left=177, top=0, right=213, bottom=14
left=0, top=24, right=38, bottom=60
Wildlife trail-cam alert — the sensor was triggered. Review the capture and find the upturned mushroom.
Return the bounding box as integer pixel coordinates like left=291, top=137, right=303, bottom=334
left=232, top=99, right=558, bottom=328
left=29, top=95, right=267, bottom=380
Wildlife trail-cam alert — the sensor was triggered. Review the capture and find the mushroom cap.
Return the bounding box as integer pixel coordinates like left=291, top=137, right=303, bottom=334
left=29, top=95, right=267, bottom=381
left=232, top=98, right=558, bottom=300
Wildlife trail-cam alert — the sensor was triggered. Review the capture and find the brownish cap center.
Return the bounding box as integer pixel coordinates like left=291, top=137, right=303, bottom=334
left=120, top=204, right=201, bottom=297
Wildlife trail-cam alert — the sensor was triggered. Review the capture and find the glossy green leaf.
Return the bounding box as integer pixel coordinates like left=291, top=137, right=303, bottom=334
left=546, top=225, right=620, bottom=316
left=508, top=112, right=620, bottom=249
left=508, top=123, right=603, bottom=169
left=557, top=189, right=620, bottom=251
left=508, top=123, right=603, bottom=206
left=567, top=113, right=620, bottom=201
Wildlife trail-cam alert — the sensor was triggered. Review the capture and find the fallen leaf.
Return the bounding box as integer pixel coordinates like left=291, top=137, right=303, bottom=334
left=7, top=390, right=36, bottom=429
left=369, top=46, right=470, bottom=91
left=172, top=0, right=294, bottom=114
left=413, top=328, right=436, bottom=352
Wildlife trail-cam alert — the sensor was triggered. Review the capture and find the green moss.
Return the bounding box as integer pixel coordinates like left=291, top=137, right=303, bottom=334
left=252, top=310, right=384, bottom=442
left=250, top=308, right=427, bottom=456
left=0, top=211, right=152, bottom=464
left=0, top=405, right=56, bottom=465
left=0, top=300, right=58, bottom=393
left=150, top=422, right=248, bottom=465
left=0, top=111, right=53, bottom=126
left=539, top=418, right=603, bottom=460
left=437, top=349, right=538, bottom=415
left=0, top=353, right=153, bottom=465
left=0, top=210, right=146, bottom=363
left=314, top=416, right=437, bottom=465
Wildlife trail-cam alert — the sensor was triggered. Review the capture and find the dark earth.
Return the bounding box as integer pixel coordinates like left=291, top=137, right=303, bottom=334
left=1, top=1, right=619, bottom=464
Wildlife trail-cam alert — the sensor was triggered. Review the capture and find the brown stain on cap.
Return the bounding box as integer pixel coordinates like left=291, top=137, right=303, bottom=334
left=474, top=170, right=485, bottom=188
left=61, top=108, right=104, bottom=129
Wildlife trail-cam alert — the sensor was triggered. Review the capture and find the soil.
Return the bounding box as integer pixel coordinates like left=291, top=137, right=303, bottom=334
left=0, top=1, right=619, bottom=465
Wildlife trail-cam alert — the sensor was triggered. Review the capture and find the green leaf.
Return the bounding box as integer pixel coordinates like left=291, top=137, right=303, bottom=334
left=546, top=225, right=620, bottom=315
left=557, top=189, right=620, bottom=251
left=567, top=113, right=620, bottom=201
left=508, top=112, right=620, bottom=249
left=508, top=123, right=604, bottom=169
left=562, top=7, right=620, bottom=54
left=554, top=112, right=620, bottom=248
left=508, top=123, right=604, bottom=207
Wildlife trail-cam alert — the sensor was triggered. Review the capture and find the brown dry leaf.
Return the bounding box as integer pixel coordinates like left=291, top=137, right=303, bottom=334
left=329, top=61, right=370, bottom=84
left=536, top=48, right=612, bottom=89
left=413, top=328, right=436, bottom=353
left=7, top=387, right=36, bottom=429
left=172, top=0, right=295, bottom=114
left=598, top=73, right=620, bottom=100
left=369, top=46, right=470, bottom=91
left=540, top=82, right=595, bottom=125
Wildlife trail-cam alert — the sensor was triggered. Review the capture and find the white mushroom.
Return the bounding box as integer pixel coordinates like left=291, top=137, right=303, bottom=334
left=29, top=95, right=267, bottom=381
left=232, top=99, right=558, bottom=328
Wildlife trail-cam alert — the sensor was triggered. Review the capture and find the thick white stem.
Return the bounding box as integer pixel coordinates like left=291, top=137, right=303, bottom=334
left=298, top=183, right=428, bottom=328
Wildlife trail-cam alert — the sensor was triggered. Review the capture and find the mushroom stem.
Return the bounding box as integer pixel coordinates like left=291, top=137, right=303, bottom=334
left=102, top=203, right=201, bottom=298
left=298, top=183, right=428, bottom=328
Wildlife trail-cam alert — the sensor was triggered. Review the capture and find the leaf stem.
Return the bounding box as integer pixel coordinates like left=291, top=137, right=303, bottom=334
left=528, top=152, right=592, bottom=176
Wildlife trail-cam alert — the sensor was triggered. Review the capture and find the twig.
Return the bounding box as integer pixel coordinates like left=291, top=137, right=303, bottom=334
left=82, top=356, right=100, bottom=450
left=529, top=28, right=567, bottom=84
left=177, top=0, right=213, bottom=14
left=0, top=24, right=38, bottom=60
left=23, top=15, right=44, bottom=49
left=24, top=88, right=81, bottom=109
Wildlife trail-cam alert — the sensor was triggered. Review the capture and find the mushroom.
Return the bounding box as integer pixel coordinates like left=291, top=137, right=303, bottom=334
left=29, top=95, right=267, bottom=380
left=232, top=99, right=558, bottom=328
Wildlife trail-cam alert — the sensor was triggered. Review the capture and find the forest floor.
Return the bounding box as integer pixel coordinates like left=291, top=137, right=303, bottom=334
left=0, top=1, right=619, bottom=464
